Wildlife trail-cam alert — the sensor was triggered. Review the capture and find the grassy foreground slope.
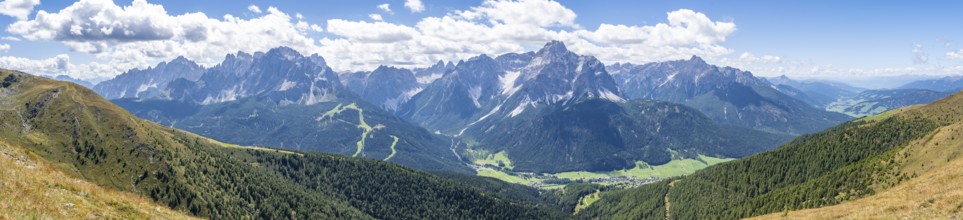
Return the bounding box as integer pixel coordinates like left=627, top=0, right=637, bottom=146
left=752, top=105, right=963, bottom=219
left=0, top=141, right=196, bottom=219
left=581, top=91, right=963, bottom=219
left=0, top=70, right=563, bottom=219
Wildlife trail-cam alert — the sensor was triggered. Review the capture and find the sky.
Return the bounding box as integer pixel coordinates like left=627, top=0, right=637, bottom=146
left=0, top=0, right=961, bottom=87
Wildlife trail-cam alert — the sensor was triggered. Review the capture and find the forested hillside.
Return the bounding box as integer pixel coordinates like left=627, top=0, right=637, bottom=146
left=0, top=70, right=564, bottom=219
left=581, top=91, right=963, bottom=219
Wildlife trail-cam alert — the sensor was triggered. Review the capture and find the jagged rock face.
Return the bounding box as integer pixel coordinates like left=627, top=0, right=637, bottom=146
left=613, top=56, right=766, bottom=102
left=400, top=41, right=624, bottom=133
left=93, top=56, right=204, bottom=99
left=341, top=66, right=420, bottom=111
left=412, top=60, right=455, bottom=86
left=612, top=57, right=850, bottom=135
left=494, top=52, right=534, bottom=71
left=398, top=55, right=505, bottom=132
left=510, top=41, right=623, bottom=107
left=168, top=47, right=343, bottom=105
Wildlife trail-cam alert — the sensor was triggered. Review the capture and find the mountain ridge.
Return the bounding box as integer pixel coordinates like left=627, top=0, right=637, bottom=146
left=610, top=57, right=851, bottom=135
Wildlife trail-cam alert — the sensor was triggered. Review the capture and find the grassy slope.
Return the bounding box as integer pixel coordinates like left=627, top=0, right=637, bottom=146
left=581, top=92, right=963, bottom=219
left=0, top=70, right=563, bottom=219
left=0, top=140, right=196, bottom=219
left=854, top=105, right=920, bottom=123
left=753, top=106, right=963, bottom=219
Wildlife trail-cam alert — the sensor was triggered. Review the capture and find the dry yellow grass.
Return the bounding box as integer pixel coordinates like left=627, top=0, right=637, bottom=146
left=752, top=121, right=963, bottom=220
left=752, top=155, right=963, bottom=219
left=0, top=141, right=197, bottom=219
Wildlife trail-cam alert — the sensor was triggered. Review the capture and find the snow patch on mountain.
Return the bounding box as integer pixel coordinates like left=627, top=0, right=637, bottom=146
left=600, top=89, right=624, bottom=103
left=468, top=86, right=483, bottom=108
left=510, top=97, right=534, bottom=117
left=499, top=71, right=522, bottom=96
left=278, top=80, right=297, bottom=91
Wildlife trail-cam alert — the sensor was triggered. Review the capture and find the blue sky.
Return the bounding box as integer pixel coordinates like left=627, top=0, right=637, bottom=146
left=0, top=0, right=961, bottom=87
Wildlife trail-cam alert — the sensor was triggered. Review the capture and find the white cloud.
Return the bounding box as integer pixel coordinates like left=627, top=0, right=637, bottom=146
left=326, top=19, right=417, bottom=43
left=947, top=49, right=963, bottom=60
left=368, top=13, right=383, bottom=21
left=405, top=0, right=424, bottom=13
left=3, top=0, right=743, bottom=80
left=578, top=9, right=734, bottom=46
left=0, top=54, right=68, bottom=75
left=0, top=36, right=19, bottom=41
left=737, top=52, right=781, bottom=63
left=7, top=0, right=322, bottom=79
left=0, top=43, right=9, bottom=52
left=318, top=1, right=739, bottom=71
left=459, top=0, right=577, bottom=28
left=247, top=5, right=262, bottom=14
left=377, top=3, right=392, bottom=14
left=0, top=0, right=39, bottom=20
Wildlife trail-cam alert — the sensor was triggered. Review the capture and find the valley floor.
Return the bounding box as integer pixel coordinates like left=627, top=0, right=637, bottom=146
left=470, top=150, right=732, bottom=189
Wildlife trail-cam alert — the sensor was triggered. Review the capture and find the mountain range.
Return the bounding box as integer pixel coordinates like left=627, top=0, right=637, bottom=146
left=92, top=41, right=838, bottom=176
left=94, top=56, right=205, bottom=100
left=608, top=57, right=852, bottom=135
left=110, top=47, right=466, bottom=173
left=341, top=65, right=422, bottom=112
left=899, top=75, right=963, bottom=92
left=0, top=70, right=566, bottom=219
left=765, top=75, right=865, bottom=108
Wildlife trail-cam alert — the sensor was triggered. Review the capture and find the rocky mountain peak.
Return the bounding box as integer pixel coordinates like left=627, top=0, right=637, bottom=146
left=687, top=55, right=706, bottom=64
left=534, top=40, right=575, bottom=62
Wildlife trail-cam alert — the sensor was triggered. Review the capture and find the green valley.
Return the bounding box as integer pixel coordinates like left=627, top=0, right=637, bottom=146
left=467, top=148, right=733, bottom=188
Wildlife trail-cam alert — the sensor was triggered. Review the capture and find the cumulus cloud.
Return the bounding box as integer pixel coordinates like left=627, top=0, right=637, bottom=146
left=948, top=49, right=963, bottom=60
left=579, top=9, right=734, bottom=46
left=247, top=5, right=262, bottom=14
left=4, top=0, right=744, bottom=80
left=405, top=0, right=424, bottom=13
left=318, top=1, right=738, bottom=71
left=1, top=36, right=20, bottom=41
left=459, top=0, right=577, bottom=28
left=368, top=13, right=383, bottom=21
left=0, top=0, right=39, bottom=20
left=377, top=3, right=392, bottom=14
left=7, top=0, right=322, bottom=78
left=326, top=19, right=418, bottom=43
left=0, top=43, right=9, bottom=52
left=0, top=54, right=68, bottom=75
left=0, top=54, right=140, bottom=81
